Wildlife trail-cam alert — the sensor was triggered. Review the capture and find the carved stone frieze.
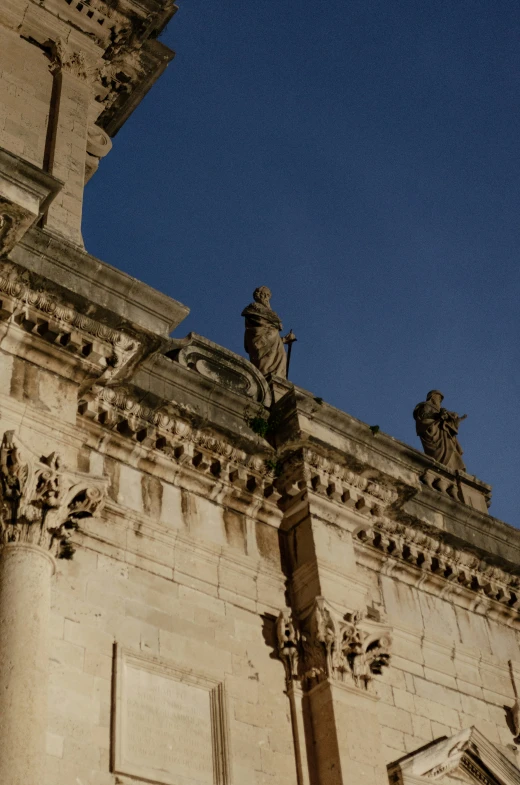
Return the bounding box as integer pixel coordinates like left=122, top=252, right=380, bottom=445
left=356, top=516, right=520, bottom=617
left=78, top=384, right=281, bottom=503
left=276, top=598, right=392, bottom=691
left=0, top=431, right=108, bottom=559
left=0, top=261, right=140, bottom=377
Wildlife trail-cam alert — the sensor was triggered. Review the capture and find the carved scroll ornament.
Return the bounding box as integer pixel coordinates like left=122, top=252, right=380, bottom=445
left=276, top=598, right=392, bottom=691
left=0, top=431, right=108, bottom=559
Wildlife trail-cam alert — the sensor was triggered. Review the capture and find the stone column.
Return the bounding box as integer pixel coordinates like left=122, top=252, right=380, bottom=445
left=0, top=543, right=55, bottom=785
left=0, top=429, right=108, bottom=785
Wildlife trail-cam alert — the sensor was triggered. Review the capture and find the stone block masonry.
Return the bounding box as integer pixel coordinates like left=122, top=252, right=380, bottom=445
left=1, top=1, right=520, bottom=784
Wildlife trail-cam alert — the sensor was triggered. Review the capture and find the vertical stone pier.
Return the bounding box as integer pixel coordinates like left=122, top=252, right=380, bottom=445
left=276, top=444, right=394, bottom=785
left=0, top=543, right=55, bottom=785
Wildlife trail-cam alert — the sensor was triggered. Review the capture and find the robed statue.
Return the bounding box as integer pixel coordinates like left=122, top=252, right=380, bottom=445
left=413, top=390, right=467, bottom=471
left=242, top=287, right=295, bottom=379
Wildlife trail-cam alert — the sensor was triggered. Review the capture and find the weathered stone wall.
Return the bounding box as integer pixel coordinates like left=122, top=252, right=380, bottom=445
left=360, top=562, right=519, bottom=764
left=46, top=462, right=292, bottom=785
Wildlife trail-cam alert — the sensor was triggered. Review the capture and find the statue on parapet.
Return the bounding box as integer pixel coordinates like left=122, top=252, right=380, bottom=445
left=413, top=390, right=467, bottom=471
left=242, top=287, right=296, bottom=379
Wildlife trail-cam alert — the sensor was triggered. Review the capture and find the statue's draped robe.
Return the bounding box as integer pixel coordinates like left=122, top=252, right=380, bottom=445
left=413, top=401, right=466, bottom=471
left=242, top=302, right=286, bottom=378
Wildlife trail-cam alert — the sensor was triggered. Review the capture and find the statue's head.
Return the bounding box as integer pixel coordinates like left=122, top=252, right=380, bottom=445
left=253, top=286, right=272, bottom=306
left=426, top=390, right=444, bottom=405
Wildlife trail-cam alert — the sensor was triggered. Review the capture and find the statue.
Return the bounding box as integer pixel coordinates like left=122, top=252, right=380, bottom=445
left=413, top=390, right=467, bottom=471
left=242, top=287, right=295, bottom=379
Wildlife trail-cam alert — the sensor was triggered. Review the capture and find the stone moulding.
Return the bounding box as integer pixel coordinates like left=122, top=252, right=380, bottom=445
left=276, top=598, right=392, bottom=692
left=0, top=261, right=140, bottom=377
left=78, top=384, right=282, bottom=505
left=0, top=430, right=108, bottom=559
left=165, top=333, right=272, bottom=406
left=0, top=147, right=63, bottom=256
left=355, top=516, right=520, bottom=621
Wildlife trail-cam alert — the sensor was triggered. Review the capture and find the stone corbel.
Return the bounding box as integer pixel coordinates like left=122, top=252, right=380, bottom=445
left=0, top=430, right=109, bottom=559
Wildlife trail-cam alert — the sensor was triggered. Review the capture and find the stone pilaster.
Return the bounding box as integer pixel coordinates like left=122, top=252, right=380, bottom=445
left=275, top=447, right=396, bottom=785
left=42, top=39, right=94, bottom=245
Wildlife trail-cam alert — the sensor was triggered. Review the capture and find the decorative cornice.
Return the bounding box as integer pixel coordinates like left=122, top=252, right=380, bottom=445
left=277, top=447, right=399, bottom=514
left=276, top=598, right=392, bottom=692
left=356, top=516, right=520, bottom=617
left=78, top=384, right=282, bottom=504
left=0, top=430, right=108, bottom=559
left=0, top=261, right=140, bottom=377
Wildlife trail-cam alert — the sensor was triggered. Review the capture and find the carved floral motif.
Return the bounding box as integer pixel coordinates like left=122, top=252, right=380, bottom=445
left=0, top=431, right=108, bottom=558
left=276, top=599, right=392, bottom=691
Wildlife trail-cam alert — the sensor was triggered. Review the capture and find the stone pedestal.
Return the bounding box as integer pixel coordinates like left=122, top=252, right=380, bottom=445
left=0, top=543, right=55, bottom=785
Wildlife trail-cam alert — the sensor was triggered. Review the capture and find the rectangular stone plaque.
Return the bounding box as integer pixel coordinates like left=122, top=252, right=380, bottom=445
left=112, top=646, right=230, bottom=785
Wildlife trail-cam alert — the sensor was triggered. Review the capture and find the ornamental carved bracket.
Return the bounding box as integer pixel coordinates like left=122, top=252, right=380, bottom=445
left=0, top=431, right=108, bottom=559
left=276, top=598, right=392, bottom=692
left=165, top=333, right=272, bottom=406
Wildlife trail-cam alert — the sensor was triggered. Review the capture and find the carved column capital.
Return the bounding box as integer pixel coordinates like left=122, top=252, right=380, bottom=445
left=276, top=598, right=392, bottom=692
left=0, top=430, right=108, bottom=559
left=48, top=38, right=92, bottom=80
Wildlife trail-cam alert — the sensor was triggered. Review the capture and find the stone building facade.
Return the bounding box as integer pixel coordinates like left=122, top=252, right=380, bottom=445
left=1, top=3, right=520, bottom=785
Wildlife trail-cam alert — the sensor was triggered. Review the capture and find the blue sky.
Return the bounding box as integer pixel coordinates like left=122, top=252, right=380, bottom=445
left=83, top=1, right=520, bottom=525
